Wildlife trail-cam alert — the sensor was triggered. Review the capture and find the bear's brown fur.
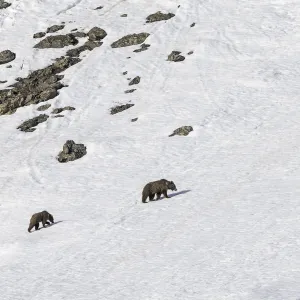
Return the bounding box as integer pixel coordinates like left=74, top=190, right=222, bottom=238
left=142, top=179, right=177, bottom=203
left=28, top=210, right=54, bottom=233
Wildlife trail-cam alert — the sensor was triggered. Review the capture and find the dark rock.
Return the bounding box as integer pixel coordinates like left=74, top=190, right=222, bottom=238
left=128, top=76, right=140, bottom=86
left=52, top=114, right=64, bottom=118
left=167, top=51, right=185, bottom=62
left=110, top=103, right=134, bottom=115
left=87, top=27, right=107, bottom=41
left=0, top=0, right=11, bottom=9
left=17, top=114, right=49, bottom=132
left=111, top=33, right=150, bottom=48
left=127, top=78, right=131, bottom=80
left=46, top=24, right=65, bottom=33
left=6, top=65, right=12, bottom=68
left=187, top=51, right=193, bottom=55
left=127, top=57, right=131, bottom=59
left=57, top=140, right=87, bottom=163
left=34, top=34, right=78, bottom=49
left=120, top=14, right=127, bottom=17
left=33, top=32, right=46, bottom=39
left=0, top=80, right=7, bottom=84
left=178, top=5, right=180, bottom=8
left=51, top=106, right=75, bottom=114
left=66, top=40, right=102, bottom=57
left=37, top=103, right=51, bottom=111
left=0, top=56, right=80, bottom=115
left=146, top=11, right=175, bottom=23
left=71, top=28, right=78, bottom=32
left=0, top=50, right=16, bottom=65
left=133, top=43, right=150, bottom=53
left=71, top=31, right=87, bottom=38
left=94, top=6, right=103, bottom=10
left=122, top=71, right=128, bottom=75
left=169, top=126, right=193, bottom=137
left=190, top=22, right=195, bottom=27
left=131, top=117, right=138, bottom=122
left=124, top=89, right=136, bottom=94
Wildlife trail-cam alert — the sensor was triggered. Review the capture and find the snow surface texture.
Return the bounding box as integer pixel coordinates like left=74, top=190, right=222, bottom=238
left=1, top=0, right=300, bottom=299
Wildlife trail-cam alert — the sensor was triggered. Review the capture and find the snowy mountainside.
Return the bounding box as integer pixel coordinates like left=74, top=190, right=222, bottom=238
left=1, top=0, right=300, bottom=299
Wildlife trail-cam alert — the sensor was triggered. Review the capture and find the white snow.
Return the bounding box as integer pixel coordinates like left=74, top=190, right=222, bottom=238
left=1, top=0, right=300, bottom=299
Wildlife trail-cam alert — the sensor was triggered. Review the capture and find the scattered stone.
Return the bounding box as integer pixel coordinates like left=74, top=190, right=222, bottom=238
left=146, top=11, right=175, bottom=23
left=0, top=80, right=7, bottom=84
left=0, top=0, right=11, bottom=9
left=57, top=140, right=87, bottom=163
left=111, top=33, right=150, bottom=48
left=110, top=103, right=134, bottom=115
left=6, top=65, right=12, bottom=68
left=51, top=106, right=75, bottom=114
left=121, top=14, right=127, bottom=17
left=127, top=57, right=131, bottom=59
left=33, top=32, right=46, bottom=39
left=94, top=6, right=103, bottom=10
left=178, top=5, right=180, bottom=8
left=124, top=89, right=136, bottom=94
left=133, top=43, right=150, bottom=53
left=66, top=40, right=103, bottom=57
left=129, top=76, right=140, bottom=86
left=0, top=56, right=80, bottom=115
left=34, top=34, right=78, bottom=49
left=46, top=24, right=65, bottom=33
left=169, top=126, right=193, bottom=137
left=52, top=114, right=64, bottom=118
left=0, top=50, right=16, bottom=65
left=71, top=28, right=78, bottom=32
left=127, top=78, right=131, bottom=81
left=131, top=117, right=138, bottom=122
left=122, top=71, right=128, bottom=75
left=87, top=27, right=107, bottom=41
left=167, top=51, right=185, bottom=62
left=17, top=114, right=49, bottom=132
left=187, top=51, right=193, bottom=55
left=190, top=22, right=195, bottom=27
left=71, top=31, right=87, bottom=38
left=37, top=103, right=51, bottom=111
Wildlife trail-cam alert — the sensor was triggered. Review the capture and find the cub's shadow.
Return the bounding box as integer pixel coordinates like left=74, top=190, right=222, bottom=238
left=152, top=189, right=191, bottom=202
left=36, top=221, right=63, bottom=231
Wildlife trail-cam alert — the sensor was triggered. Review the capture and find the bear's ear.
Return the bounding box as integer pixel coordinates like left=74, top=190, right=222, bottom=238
left=170, top=181, right=174, bottom=184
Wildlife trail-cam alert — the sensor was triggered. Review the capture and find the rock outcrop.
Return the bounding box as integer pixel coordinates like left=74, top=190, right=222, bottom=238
left=167, top=51, right=185, bottom=62
left=17, top=114, right=49, bottom=132
left=110, top=104, right=134, bottom=115
left=57, top=140, right=87, bottom=163
left=169, top=126, right=193, bottom=137
left=34, top=34, right=78, bottom=49
left=146, top=11, right=175, bottom=23
left=0, top=50, right=16, bottom=65
left=111, top=33, right=150, bottom=48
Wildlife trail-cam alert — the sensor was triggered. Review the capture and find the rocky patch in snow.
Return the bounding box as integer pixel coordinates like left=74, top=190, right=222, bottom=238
left=169, top=126, right=193, bottom=137
left=128, top=76, right=140, bottom=86
left=111, top=33, right=150, bottom=48
left=167, top=51, right=185, bottom=62
left=146, top=11, right=175, bottom=23
left=37, top=103, right=51, bottom=111
left=51, top=106, right=75, bottom=114
left=133, top=43, right=150, bottom=53
left=0, top=0, right=11, bottom=9
left=46, top=24, right=65, bottom=33
left=34, top=34, right=78, bottom=49
left=17, top=114, right=49, bottom=132
left=110, top=103, right=134, bottom=115
left=0, top=50, right=16, bottom=65
left=57, top=140, right=87, bottom=163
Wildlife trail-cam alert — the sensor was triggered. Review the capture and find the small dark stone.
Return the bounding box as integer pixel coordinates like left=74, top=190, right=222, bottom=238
left=0, top=80, right=7, bottom=84
left=146, top=11, right=175, bottom=23
left=71, top=28, right=78, bottom=32
left=17, top=114, right=49, bottom=132
left=52, top=114, right=64, bottom=118
left=94, top=6, right=103, bottom=10
left=0, top=50, right=16, bottom=65
left=124, top=89, right=136, bottom=94
left=133, top=43, right=150, bottom=53
left=128, top=76, right=140, bottom=86
left=190, top=22, right=195, bottom=27
left=127, top=57, right=131, bottom=59
left=178, top=5, right=180, bottom=8
left=187, top=51, right=194, bottom=55
left=87, top=27, right=107, bottom=41
left=52, top=106, right=75, bottom=114
left=122, top=71, right=128, bottom=75
left=57, top=140, right=87, bottom=163
left=120, top=14, right=127, bottom=17
left=0, top=0, right=11, bottom=9
left=131, top=117, right=138, bottom=122
left=71, top=31, right=87, bottom=38
left=6, top=65, right=12, bottom=68
left=33, top=32, right=46, bottom=39
left=110, top=103, right=134, bottom=115
left=167, top=51, right=185, bottom=62
left=37, top=103, right=51, bottom=111
left=169, top=126, right=193, bottom=137
left=46, top=24, right=65, bottom=33
left=111, top=33, right=150, bottom=48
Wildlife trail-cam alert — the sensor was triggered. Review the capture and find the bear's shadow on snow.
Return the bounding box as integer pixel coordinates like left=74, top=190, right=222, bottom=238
left=35, top=220, right=63, bottom=232
left=153, top=189, right=191, bottom=202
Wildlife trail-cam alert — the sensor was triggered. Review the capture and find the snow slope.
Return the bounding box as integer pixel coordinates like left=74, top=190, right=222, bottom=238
left=1, top=0, right=300, bottom=299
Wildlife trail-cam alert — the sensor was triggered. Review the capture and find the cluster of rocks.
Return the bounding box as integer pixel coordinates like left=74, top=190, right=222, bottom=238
left=34, top=34, right=79, bottom=49
left=17, top=114, right=49, bottom=132
left=0, top=0, right=11, bottom=9
left=0, top=50, right=16, bottom=65
left=0, top=56, right=80, bottom=115
left=133, top=43, right=150, bottom=53
left=146, top=11, right=175, bottom=23
left=57, top=140, right=87, bottom=163
left=110, top=103, right=134, bottom=115
left=167, top=51, right=185, bottom=62
left=33, top=24, right=65, bottom=39
left=111, top=33, right=150, bottom=48
left=169, top=126, right=193, bottom=137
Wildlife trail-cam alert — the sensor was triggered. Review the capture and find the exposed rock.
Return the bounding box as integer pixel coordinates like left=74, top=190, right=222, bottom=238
left=6, top=65, right=12, bottom=68
left=33, top=32, right=46, bottom=39
left=127, top=78, right=131, bottom=81
left=110, top=103, right=134, bottom=115
left=71, top=28, right=78, bottom=32
left=51, top=106, right=75, bottom=114
left=0, top=0, right=11, bottom=9
left=37, top=103, right=51, bottom=111
left=0, top=56, right=80, bottom=115
left=169, top=126, right=193, bottom=137
left=0, top=80, right=7, bottom=84
left=133, top=43, right=150, bottom=53
left=17, top=114, right=49, bottom=132
left=131, top=117, right=138, bottom=122
left=87, top=27, right=107, bottom=41
left=190, top=22, right=196, bottom=27
left=71, top=31, right=87, bottom=38
left=146, top=11, right=175, bottom=23
left=0, top=50, right=16, bottom=65
left=121, top=14, right=127, bottom=17
left=122, top=71, right=128, bottom=75
left=94, top=6, right=103, bottom=10
left=111, top=33, right=150, bottom=48
left=129, top=76, right=140, bottom=86
left=187, top=51, right=194, bottom=55
left=66, top=40, right=103, bottom=57
left=52, top=114, right=64, bottom=118
left=124, top=89, right=136, bottom=94
left=34, top=34, right=78, bottom=49
left=167, top=51, right=185, bottom=62
left=57, top=140, right=87, bottom=163
left=46, top=24, right=65, bottom=33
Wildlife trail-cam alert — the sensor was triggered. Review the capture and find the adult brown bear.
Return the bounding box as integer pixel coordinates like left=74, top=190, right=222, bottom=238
left=28, top=211, right=54, bottom=232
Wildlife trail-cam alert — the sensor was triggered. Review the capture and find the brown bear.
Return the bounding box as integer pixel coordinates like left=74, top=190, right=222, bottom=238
left=28, top=211, right=54, bottom=233
left=142, top=179, right=177, bottom=203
